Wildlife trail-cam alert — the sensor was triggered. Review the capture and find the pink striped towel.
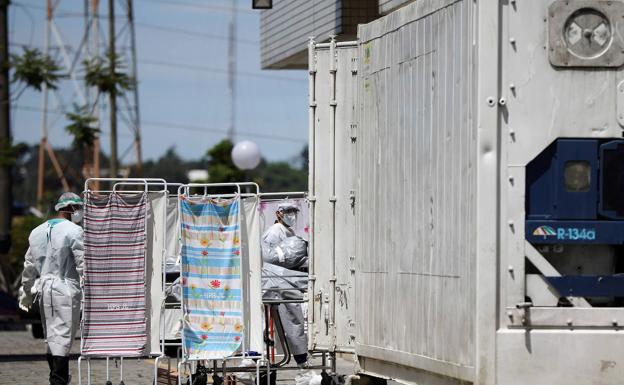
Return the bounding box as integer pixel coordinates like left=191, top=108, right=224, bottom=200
left=81, top=193, right=148, bottom=357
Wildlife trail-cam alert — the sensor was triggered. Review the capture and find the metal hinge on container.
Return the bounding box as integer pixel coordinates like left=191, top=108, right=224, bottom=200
left=351, top=57, right=358, bottom=74
left=350, top=124, right=357, bottom=141
left=349, top=190, right=356, bottom=208
left=618, top=80, right=624, bottom=127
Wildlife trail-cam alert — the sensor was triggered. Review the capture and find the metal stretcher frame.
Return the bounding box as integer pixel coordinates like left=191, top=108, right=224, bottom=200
left=258, top=192, right=337, bottom=373
left=257, top=191, right=315, bottom=368
left=171, top=186, right=332, bottom=384
left=175, top=182, right=273, bottom=385
left=78, top=178, right=169, bottom=385
left=90, top=181, right=266, bottom=384
left=112, top=181, right=185, bottom=384
left=257, top=191, right=336, bottom=366
left=76, top=182, right=328, bottom=383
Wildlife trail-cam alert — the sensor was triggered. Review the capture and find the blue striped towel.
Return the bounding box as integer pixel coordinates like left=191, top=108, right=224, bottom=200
left=180, top=195, right=244, bottom=359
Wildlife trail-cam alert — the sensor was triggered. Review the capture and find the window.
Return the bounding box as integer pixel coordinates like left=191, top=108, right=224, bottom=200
left=564, top=161, right=591, bottom=192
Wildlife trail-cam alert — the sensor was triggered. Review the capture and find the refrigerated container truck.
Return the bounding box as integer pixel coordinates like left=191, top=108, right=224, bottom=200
left=308, top=1, right=624, bottom=384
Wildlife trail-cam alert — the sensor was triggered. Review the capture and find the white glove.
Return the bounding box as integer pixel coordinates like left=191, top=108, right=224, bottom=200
left=18, top=286, right=32, bottom=312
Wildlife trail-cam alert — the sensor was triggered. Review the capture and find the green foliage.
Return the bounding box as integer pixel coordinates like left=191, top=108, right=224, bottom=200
left=253, top=160, right=307, bottom=192
left=205, top=139, right=307, bottom=192
left=84, top=51, right=135, bottom=96
left=0, top=138, right=27, bottom=167
left=65, top=104, right=100, bottom=149
left=13, top=145, right=110, bottom=209
left=12, top=140, right=308, bottom=209
left=3, top=215, right=43, bottom=295
left=134, top=147, right=192, bottom=188
left=299, top=145, right=309, bottom=171
left=206, top=140, right=245, bottom=183
left=10, top=48, right=63, bottom=91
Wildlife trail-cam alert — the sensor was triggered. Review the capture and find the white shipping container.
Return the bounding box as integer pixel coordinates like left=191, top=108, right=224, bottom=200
left=308, top=1, right=624, bottom=384
left=308, top=41, right=358, bottom=353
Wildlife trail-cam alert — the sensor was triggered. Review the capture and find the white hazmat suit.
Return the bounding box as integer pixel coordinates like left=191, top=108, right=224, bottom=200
left=22, top=219, right=84, bottom=356
left=261, top=263, right=308, bottom=358
left=261, top=205, right=308, bottom=364
left=261, top=222, right=294, bottom=262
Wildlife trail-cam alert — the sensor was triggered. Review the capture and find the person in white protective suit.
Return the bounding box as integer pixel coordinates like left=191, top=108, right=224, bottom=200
left=20, top=192, right=84, bottom=385
left=261, top=202, right=309, bottom=367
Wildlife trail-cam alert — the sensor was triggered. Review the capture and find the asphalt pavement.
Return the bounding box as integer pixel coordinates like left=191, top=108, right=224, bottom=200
left=0, top=330, right=153, bottom=384
left=0, top=330, right=353, bottom=385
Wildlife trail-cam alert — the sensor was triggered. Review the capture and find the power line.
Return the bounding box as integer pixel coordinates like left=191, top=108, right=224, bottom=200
left=11, top=105, right=133, bottom=138
left=134, top=21, right=258, bottom=45
left=13, top=105, right=62, bottom=114
left=135, top=0, right=255, bottom=14
left=12, top=2, right=55, bottom=12
left=8, top=46, right=303, bottom=82
left=12, top=4, right=258, bottom=45
left=12, top=105, right=306, bottom=144
left=143, top=120, right=305, bottom=143
left=13, top=1, right=254, bottom=18
left=10, top=23, right=259, bottom=47
left=12, top=2, right=123, bottom=18
left=139, top=58, right=304, bottom=83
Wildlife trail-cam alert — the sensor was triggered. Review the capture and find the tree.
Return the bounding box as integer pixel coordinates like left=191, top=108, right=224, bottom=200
left=0, top=138, right=25, bottom=168
left=0, top=0, right=11, bottom=289
left=65, top=104, right=100, bottom=176
left=204, top=140, right=308, bottom=193
left=5, top=215, right=40, bottom=296
left=206, top=139, right=244, bottom=183
left=65, top=104, right=100, bottom=149
left=298, top=144, right=308, bottom=171
left=13, top=144, right=109, bottom=210
left=9, top=42, right=65, bottom=207
left=84, top=51, right=135, bottom=177
left=9, top=47, right=63, bottom=97
left=253, top=160, right=307, bottom=192
left=135, top=147, right=191, bottom=191
left=83, top=52, right=134, bottom=98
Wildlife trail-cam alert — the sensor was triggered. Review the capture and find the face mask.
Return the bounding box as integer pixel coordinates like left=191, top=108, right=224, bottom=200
left=282, top=213, right=297, bottom=227
left=71, top=209, right=84, bottom=224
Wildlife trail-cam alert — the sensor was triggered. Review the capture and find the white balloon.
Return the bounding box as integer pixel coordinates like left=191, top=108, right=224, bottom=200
left=232, top=140, right=261, bottom=170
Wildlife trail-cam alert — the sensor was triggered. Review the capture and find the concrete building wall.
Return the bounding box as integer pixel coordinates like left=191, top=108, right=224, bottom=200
left=378, top=0, right=418, bottom=15
left=260, top=0, right=377, bottom=69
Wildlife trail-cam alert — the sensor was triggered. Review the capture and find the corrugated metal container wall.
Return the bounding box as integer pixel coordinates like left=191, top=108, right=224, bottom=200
left=309, top=42, right=358, bottom=352
left=355, top=0, right=477, bottom=379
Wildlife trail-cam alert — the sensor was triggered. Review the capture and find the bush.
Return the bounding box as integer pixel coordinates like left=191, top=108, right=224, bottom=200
left=1, top=216, right=43, bottom=296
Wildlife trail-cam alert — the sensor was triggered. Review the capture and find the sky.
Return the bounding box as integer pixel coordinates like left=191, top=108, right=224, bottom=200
left=9, top=0, right=309, bottom=165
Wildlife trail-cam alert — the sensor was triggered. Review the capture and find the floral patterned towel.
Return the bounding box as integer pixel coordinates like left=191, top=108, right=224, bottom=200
left=180, top=195, right=243, bottom=359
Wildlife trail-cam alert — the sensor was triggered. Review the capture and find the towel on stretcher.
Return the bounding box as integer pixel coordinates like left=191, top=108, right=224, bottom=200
left=180, top=195, right=244, bottom=359
left=81, top=193, right=148, bottom=357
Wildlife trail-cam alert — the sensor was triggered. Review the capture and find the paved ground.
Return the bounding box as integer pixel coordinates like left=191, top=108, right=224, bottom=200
left=0, top=330, right=352, bottom=384
left=0, top=329, right=153, bottom=384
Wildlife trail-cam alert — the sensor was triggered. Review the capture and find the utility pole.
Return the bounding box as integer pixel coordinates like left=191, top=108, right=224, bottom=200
left=36, top=1, right=71, bottom=206
left=127, top=0, right=142, bottom=171
left=0, top=0, right=10, bottom=258
left=32, top=0, right=137, bottom=194
left=226, top=0, right=237, bottom=142
left=108, top=0, right=118, bottom=178
left=92, top=0, right=101, bottom=190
